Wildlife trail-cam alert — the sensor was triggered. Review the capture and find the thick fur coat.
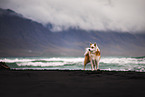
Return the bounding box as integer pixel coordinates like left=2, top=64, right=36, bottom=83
left=84, top=43, right=101, bottom=71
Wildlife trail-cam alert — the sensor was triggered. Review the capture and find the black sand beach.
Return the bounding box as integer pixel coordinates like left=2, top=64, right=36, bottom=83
left=0, top=70, right=145, bottom=97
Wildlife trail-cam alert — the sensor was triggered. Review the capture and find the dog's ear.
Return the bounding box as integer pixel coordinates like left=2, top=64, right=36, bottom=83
left=94, top=42, right=96, bottom=46
left=90, top=42, right=92, bottom=46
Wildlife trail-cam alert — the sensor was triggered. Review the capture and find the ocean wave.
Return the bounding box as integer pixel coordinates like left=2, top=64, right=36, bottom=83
left=131, top=56, right=145, bottom=59
left=1, top=57, right=145, bottom=72
left=0, top=57, right=83, bottom=63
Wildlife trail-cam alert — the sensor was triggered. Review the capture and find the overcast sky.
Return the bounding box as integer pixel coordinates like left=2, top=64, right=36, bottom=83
left=0, top=0, right=145, bottom=32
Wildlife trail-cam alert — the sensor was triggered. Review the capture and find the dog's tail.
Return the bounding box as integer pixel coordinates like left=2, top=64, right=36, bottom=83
left=84, top=53, right=90, bottom=65
left=84, top=53, right=90, bottom=70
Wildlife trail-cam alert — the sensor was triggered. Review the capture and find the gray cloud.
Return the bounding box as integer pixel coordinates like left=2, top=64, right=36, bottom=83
left=0, top=0, right=145, bottom=32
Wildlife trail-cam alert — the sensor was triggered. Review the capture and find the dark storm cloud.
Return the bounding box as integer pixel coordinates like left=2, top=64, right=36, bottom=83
left=0, top=0, right=145, bottom=32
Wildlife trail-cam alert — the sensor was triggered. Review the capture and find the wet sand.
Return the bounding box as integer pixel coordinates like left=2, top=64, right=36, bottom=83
left=0, top=70, right=145, bottom=97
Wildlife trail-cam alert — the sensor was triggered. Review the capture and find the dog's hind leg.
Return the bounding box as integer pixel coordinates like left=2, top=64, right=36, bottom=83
left=84, top=64, right=86, bottom=70
left=97, top=61, right=99, bottom=70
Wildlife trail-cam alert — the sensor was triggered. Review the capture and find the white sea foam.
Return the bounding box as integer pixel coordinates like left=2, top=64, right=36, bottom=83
left=0, top=58, right=35, bottom=63
left=17, top=62, right=66, bottom=67
left=100, top=57, right=145, bottom=64
left=43, top=57, right=83, bottom=63
left=0, top=57, right=83, bottom=63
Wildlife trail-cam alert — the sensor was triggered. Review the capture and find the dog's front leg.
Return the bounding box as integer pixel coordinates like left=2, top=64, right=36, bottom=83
left=91, top=59, right=94, bottom=71
left=94, top=60, right=97, bottom=70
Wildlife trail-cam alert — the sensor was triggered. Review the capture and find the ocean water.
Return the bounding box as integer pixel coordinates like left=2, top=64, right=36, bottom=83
left=0, top=56, right=145, bottom=72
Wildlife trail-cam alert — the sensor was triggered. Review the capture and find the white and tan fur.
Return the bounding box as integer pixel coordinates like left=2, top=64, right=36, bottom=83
left=84, top=42, right=101, bottom=71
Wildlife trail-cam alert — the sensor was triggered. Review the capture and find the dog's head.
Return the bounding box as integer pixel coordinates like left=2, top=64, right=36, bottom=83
left=89, top=42, right=97, bottom=51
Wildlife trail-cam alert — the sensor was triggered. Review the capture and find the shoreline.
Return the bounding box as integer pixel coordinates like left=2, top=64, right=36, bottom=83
left=9, top=68, right=145, bottom=73
left=0, top=70, right=145, bottom=97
